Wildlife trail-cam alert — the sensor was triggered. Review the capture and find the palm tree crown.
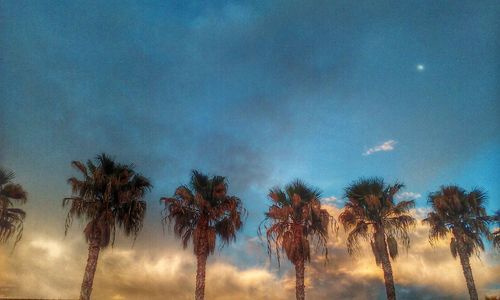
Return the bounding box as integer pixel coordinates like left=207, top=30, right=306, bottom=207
left=339, top=178, right=415, bottom=260
left=423, top=186, right=490, bottom=259
left=64, top=153, right=152, bottom=248
left=260, top=180, right=334, bottom=266
left=0, top=167, right=28, bottom=246
left=161, top=170, right=245, bottom=255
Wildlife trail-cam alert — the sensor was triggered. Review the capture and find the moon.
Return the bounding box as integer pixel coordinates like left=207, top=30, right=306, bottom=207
left=416, top=64, right=425, bottom=72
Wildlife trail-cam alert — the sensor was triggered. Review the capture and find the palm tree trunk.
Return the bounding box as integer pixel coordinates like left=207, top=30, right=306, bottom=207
left=456, top=240, right=478, bottom=299
left=293, top=222, right=306, bottom=300
left=80, top=236, right=100, bottom=300
left=458, top=251, right=478, bottom=300
left=380, top=248, right=396, bottom=300
left=375, top=228, right=396, bottom=300
left=195, top=245, right=208, bottom=300
left=295, top=257, right=305, bottom=300
left=195, top=218, right=209, bottom=300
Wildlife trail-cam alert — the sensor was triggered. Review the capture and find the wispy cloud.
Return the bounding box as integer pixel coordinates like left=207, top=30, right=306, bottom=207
left=396, top=191, right=422, bottom=200
left=321, top=196, right=342, bottom=206
left=363, top=140, right=397, bottom=156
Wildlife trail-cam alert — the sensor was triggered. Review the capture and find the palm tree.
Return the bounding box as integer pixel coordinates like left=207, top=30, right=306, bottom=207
left=161, top=170, right=246, bottom=300
left=64, top=154, right=151, bottom=300
left=260, top=180, right=334, bottom=300
left=423, top=186, right=492, bottom=300
left=0, top=167, right=28, bottom=247
left=339, top=178, right=415, bottom=300
left=492, top=210, right=499, bottom=250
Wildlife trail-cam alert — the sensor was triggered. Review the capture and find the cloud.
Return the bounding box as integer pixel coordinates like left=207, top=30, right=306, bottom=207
left=30, top=238, right=65, bottom=258
left=0, top=233, right=290, bottom=300
left=1, top=206, right=499, bottom=299
left=396, top=191, right=422, bottom=200
left=321, top=196, right=342, bottom=206
left=305, top=205, right=500, bottom=299
left=363, top=140, right=397, bottom=156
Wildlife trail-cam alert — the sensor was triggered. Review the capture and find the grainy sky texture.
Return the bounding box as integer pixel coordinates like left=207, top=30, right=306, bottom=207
left=0, top=1, right=499, bottom=299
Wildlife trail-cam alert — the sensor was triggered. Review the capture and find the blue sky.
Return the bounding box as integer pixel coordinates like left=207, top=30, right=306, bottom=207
left=2, top=0, right=498, bottom=229
left=0, top=1, right=499, bottom=298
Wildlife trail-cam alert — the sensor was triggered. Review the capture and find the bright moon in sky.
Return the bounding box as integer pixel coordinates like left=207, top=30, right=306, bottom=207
left=416, top=64, right=425, bottom=71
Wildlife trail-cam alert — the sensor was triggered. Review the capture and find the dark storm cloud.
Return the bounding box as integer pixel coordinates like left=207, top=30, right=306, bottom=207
left=2, top=0, right=498, bottom=188
left=0, top=0, right=367, bottom=197
left=193, top=132, right=271, bottom=192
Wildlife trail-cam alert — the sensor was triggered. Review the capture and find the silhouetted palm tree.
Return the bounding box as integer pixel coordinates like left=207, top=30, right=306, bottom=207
left=0, top=167, right=27, bottom=247
left=492, top=210, right=499, bottom=250
left=260, top=180, right=334, bottom=300
left=161, top=170, right=245, bottom=300
left=423, top=186, right=492, bottom=300
left=339, top=178, right=415, bottom=300
left=64, top=154, right=151, bottom=300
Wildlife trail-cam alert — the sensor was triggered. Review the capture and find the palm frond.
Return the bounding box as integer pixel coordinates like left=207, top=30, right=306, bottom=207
left=0, top=168, right=15, bottom=186
left=261, top=180, right=334, bottom=267
left=493, top=211, right=500, bottom=250
left=387, top=235, right=399, bottom=260
left=341, top=177, right=415, bottom=261
left=0, top=184, right=28, bottom=203
left=346, top=221, right=369, bottom=255
left=63, top=154, right=150, bottom=248
left=162, top=171, right=245, bottom=255
left=71, top=161, right=88, bottom=177
left=450, top=237, right=458, bottom=258
left=425, top=185, right=493, bottom=259
left=0, top=166, right=28, bottom=247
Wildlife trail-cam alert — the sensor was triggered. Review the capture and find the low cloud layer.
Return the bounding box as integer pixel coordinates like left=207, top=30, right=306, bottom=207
left=1, top=205, right=498, bottom=299
left=0, top=233, right=289, bottom=300
left=303, top=206, right=500, bottom=299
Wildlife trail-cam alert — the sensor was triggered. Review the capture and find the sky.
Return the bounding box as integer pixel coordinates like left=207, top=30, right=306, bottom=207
left=0, top=0, right=499, bottom=299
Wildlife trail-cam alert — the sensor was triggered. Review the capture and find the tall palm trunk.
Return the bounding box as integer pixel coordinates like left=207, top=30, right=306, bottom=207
left=195, top=247, right=208, bottom=300
left=195, top=218, right=209, bottom=300
left=457, top=249, right=478, bottom=300
left=375, top=227, right=396, bottom=300
left=295, top=257, right=305, bottom=300
left=293, top=223, right=305, bottom=300
left=453, top=230, right=478, bottom=300
left=80, top=236, right=100, bottom=300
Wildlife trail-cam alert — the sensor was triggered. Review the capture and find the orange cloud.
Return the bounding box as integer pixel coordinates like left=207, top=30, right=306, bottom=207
left=0, top=205, right=498, bottom=299
left=304, top=205, right=500, bottom=299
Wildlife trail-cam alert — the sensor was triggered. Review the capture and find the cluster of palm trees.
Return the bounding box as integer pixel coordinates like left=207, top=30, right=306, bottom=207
left=0, top=153, right=498, bottom=300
